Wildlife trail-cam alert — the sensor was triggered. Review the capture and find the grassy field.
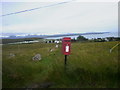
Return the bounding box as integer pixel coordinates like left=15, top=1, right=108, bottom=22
left=2, top=38, right=42, bottom=44
left=2, top=41, right=119, bottom=88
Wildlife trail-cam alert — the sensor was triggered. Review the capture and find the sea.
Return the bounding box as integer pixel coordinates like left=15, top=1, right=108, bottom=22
left=1, top=32, right=119, bottom=40
left=47, top=32, right=119, bottom=39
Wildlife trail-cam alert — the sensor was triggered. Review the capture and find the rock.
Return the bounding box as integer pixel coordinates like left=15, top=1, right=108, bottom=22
left=50, top=49, right=53, bottom=52
left=9, top=53, right=15, bottom=58
left=49, top=48, right=54, bottom=52
left=32, top=54, right=41, bottom=61
left=55, top=44, right=59, bottom=48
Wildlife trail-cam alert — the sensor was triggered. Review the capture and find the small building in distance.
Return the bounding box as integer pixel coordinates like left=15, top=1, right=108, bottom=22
left=45, top=39, right=62, bottom=44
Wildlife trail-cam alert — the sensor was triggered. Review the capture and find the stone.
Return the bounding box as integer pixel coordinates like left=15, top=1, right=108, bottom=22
left=32, top=54, right=41, bottom=61
left=9, top=53, right=15, bottom=58
left=50, top=49, right=53, bottom=52
left=55, top=44, right=59, bottom=48
left=49, top=48, right=55, bottom=52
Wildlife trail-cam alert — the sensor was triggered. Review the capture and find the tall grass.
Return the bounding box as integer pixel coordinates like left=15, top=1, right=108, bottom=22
left=2, top=41, right=119, bottom=88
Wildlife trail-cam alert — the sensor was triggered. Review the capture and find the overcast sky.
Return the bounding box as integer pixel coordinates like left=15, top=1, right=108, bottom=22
left=1, top=0, right=118, bottom=34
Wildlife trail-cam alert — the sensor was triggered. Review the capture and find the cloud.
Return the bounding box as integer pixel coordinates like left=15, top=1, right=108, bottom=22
left=1, top=0, right=119, bottom=2
left=2, top=2, right=118, bottom=34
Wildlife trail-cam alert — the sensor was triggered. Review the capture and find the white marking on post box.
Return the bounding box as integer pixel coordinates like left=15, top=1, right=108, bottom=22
left=66, top=45, right=69, bottom=52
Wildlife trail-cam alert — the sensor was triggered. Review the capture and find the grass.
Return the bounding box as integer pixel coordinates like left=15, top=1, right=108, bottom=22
left=2, top=38, right=42, bottom=44
left=2, top=41, right=119, bottom=88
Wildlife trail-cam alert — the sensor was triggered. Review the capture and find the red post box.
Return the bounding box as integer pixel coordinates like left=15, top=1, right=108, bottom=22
left=62, top=37, right=71, bottom=55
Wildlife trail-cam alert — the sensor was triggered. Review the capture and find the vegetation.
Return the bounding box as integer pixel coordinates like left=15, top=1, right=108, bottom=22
left=2, top=36, right=120, bottom=44
left=2, top=38, right=42, bottom=44
left=71, top=36, right=120, bottom=42
left=2, top=41, right=119, bottom=88
left=77, top=35, right=88, bottom=41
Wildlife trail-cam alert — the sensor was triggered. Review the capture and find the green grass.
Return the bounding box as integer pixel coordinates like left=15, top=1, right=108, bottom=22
left=2, top=38, right=42, bottom=44
left=2, top=41, right=119, bottom=88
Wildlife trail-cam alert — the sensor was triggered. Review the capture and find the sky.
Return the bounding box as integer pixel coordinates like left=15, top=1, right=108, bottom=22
left=1, top=0, right=118, bottom=35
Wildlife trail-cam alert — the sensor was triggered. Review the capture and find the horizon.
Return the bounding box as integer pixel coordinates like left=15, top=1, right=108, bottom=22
left=1, top=32, right=119, bottom=39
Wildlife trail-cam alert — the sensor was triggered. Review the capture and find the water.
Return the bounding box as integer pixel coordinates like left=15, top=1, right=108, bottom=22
left=47, top=32, right=119, bottom=39
left=82, top=32, right=119, bottom=39
left=3, top=32, right=119, bottom=45
left=1, top=32, right=119, bottom=40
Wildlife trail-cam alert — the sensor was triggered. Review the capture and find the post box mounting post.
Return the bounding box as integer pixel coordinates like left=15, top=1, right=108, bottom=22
left=65, top=55, right=67, bottom=65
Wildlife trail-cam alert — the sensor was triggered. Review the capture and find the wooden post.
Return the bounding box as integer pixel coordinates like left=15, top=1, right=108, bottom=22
left=64, top=55, right=67, bottom=72
left=65, top=55, right=67, bottom=65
